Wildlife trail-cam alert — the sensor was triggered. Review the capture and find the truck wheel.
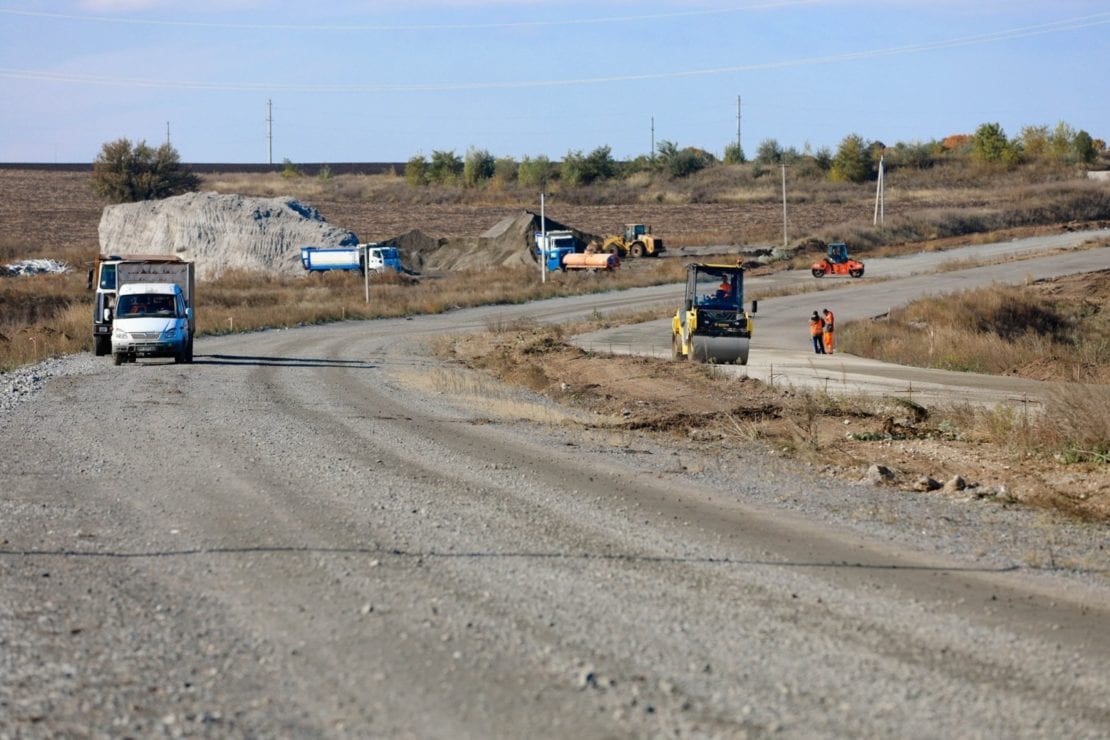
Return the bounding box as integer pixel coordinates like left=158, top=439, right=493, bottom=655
left=811, top=268, right=825, bottom=278
left=630, top=242, right=645, bottom=258
left=94, top=335, right=110, bottom=356
left=185, top=337, right=194, bottom=363
left=112, top=353, right=124, bottom=366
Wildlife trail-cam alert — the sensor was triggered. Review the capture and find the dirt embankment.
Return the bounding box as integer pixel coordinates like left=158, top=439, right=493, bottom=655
left=442, top=275, right=1110, bottom=524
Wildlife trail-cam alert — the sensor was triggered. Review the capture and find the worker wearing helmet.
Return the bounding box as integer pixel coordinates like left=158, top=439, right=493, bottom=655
left=809, top=311, right=825, bottom=354
left=822, top=308, right=835, bottom=354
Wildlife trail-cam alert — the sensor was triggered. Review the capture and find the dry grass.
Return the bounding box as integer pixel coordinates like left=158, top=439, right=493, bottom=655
left=840, top=277, right=1110, bottom=382
left=0, top=257, right=688, bottom=371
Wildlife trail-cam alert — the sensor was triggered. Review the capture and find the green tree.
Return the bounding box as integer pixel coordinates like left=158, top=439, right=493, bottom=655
left=971, top=122, right=1010, bottom=164
left=405, top=154, right=428, bottom=186
left=428, top=150, right=463, bottom=184
left=91, top=138, right=199, bottom=203
left=518, top=155, right=553, bottom=189
left=1048, top=122, right=1077, bottom=162
left=754, top=138, right=783, bottom=165
left=830, top=134, right=871, bottom=182
left=492, top=156, right=519, bottom=186
left=1019, top=125, right=1050, bottom=159
left=1073, top=130, right=1098, bottom=165
left=463, top=147, right=495, bottom=187
left=657, top=143, right=714, bottom=178
left=583, top=145, right=617, bottom=183
left=561, top=150, right=586, bottom=186
left=723, top=141, right=746, bottom=164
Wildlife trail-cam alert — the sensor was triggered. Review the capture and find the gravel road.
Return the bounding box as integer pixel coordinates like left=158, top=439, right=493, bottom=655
left=2, top=237, right=1109, bottom=738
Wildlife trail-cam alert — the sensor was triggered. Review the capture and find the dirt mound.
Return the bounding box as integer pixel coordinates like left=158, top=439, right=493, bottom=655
left=394, top=211, right=600, bottom=272
left=98, top=192, right=360, bottom=279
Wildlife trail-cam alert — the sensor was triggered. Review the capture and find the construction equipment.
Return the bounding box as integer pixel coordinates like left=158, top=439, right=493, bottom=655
left=601, top=224, right=665, bottom=258
left=672, top=263, right=756, bottom=365
left=300, top=244, right=403, bottom=274
left=536, top=231, right=619, bottom=272
left=811, top=242, right=865, bottom=278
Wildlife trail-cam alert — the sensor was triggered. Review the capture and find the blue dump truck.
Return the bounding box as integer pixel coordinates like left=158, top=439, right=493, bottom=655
left=300, top=244, right=403, bottom=274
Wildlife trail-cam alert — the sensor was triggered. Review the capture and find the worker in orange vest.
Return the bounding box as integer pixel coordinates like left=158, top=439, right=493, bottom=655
left=809, top=311, right=825, bottom=354
left=822, top=308, right=835, bottom=354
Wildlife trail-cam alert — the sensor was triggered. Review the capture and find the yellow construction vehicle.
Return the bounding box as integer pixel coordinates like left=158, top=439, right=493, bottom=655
left=672, top=263, right=756, bottom=365
left=601, top=223, right=665, bottom=258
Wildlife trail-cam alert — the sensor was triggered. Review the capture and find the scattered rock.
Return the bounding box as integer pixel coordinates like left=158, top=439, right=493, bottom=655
left=862, top=464, right=896, bottom=486
left=913, top=475, right=943, bottom=492
left=943, top=475, right=967, bottom=493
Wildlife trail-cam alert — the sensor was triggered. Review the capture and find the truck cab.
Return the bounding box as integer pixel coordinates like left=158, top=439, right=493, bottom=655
left=111, top=282, right=193, bottom=365
left=535, top=231, right=580, bottom=272
left=363, top=245, right=403, bottom=274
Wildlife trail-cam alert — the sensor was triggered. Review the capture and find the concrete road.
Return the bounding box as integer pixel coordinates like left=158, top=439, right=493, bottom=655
left=576, top=235, right=1110, bottom=406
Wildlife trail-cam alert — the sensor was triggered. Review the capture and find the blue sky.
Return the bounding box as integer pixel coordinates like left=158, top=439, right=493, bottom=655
left=1, top=1, right=1107, bottom=164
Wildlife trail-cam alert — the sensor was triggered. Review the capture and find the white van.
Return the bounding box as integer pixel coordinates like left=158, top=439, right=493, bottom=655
left=111, top=282, right=193, bottom=365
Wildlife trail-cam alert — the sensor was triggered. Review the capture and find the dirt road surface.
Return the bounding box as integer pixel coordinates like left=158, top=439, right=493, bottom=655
left=2, top=235, right=1109, bottom=737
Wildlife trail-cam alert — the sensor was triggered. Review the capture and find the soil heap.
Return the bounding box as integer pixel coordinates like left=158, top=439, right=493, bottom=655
left=98, top=192, right=359, bottom=279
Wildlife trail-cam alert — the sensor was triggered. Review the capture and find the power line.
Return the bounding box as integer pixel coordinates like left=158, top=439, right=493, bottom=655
left=1, top=13, right=1106, bottom=93
left=0, top=1, right=823, bottom=32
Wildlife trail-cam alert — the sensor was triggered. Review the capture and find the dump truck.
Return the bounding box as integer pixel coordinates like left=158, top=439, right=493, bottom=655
left=300, top=244, right=403, bottom=274
left=89, top=254, right=195, bottom=359
left=601, top=224, right=665, bottom=258
left=672, top=263, right=756, bottom=365
left=811, top=242, right=864, bottom=278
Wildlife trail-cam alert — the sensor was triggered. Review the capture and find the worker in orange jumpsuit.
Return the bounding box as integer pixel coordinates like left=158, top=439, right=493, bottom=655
left=809, top=311, right=825, bottom=354
left=822, top=308, right=835, bottom=354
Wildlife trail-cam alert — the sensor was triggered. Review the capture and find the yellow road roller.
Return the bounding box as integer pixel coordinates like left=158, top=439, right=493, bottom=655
left=672, top=263, right=757, bottom=365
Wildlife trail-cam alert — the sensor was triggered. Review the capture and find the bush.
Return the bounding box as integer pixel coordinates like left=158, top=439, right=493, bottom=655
left=405, top=154, right=428, bottom=186
left=830, top=134, right=872, bottom=183
left=463, top=148, right=496, bottom=188
left=281, top=158, right=302, bottom=178
left=429, top=150, right=463, bottom=185
left=90, top=138, right=199, bottom=203
left=518, top=155, right=554, bottom=189
left=723, top=142, right=746, bottom=164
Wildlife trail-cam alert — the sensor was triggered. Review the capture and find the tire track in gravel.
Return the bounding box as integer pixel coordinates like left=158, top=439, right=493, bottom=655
left=219, top=321, right=1110, bottom=735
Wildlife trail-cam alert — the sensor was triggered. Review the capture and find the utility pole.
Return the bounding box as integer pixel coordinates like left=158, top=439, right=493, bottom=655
left=736, top=95, right=742, bottom=154
left=166, top=121, right=171, bottom=146
left=267, top=99, right=273, bottom=165
left=540, top=192, right=547, bottom=284
left=781, top=164, right=788, bottom=249
left=651, top=116, right=655, bottom=161
left=873, top=155, right=885, bottom=226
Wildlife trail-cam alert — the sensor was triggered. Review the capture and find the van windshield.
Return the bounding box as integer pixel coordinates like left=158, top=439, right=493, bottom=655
left=116, top=293, right=179, bottom=318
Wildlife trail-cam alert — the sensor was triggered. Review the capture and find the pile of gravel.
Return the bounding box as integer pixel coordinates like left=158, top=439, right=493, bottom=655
left=0, top=354, right=98, bottom=414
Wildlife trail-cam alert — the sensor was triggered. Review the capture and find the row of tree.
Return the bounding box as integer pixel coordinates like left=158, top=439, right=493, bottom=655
left=402, top=121, right=1104, bottom=188
left=90, top=120, right=1104, bottom=203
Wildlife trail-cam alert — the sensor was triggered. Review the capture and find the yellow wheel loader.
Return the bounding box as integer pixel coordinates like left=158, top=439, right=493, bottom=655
left=672, top=263, right=756, bottom=365
left=601, top=223, right=665, bottom=258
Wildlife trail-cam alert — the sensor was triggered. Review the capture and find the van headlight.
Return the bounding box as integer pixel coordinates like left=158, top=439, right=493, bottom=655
left=160, top=326, right=181, bottom=340
left=113, top=328, right=129, bottom=340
